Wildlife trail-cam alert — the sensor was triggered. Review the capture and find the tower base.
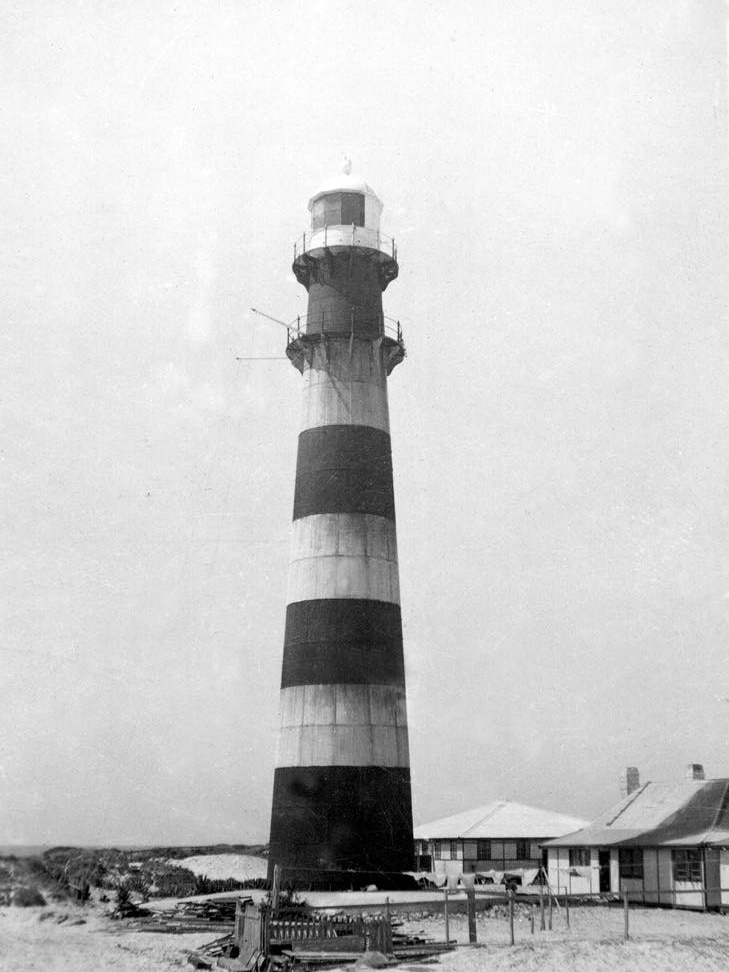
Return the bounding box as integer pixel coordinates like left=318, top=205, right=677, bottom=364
left=268, top=765, right=414, bottom=887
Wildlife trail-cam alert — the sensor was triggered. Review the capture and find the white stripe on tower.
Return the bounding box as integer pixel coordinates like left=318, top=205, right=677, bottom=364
left=287, top=513, right=399, bottom=604
left=300, top=339, right=390, bottom=434
left=276, top=684, right=410, bottom=767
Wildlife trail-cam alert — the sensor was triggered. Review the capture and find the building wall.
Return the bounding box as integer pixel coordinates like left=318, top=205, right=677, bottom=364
left=642, top=848, right=660, bottom=905
left=548, top=847, right=650, bottom=898
left=610, top=851, right=620, bottom=893
left=721, top=849, right=729, bottom=907
left=704, top=847, right=729, bottom=910
left=428, top=838, right=544, bottom=877
left=657, top=848, right=673, bottom=906
left=546, top=847, right=597, bottom=895
left=548, top=844, right=729, bottom=908
left=705, top=848, right=722, bottom=909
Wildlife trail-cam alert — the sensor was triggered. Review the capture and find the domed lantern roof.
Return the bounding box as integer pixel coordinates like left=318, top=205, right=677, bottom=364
left=307, top=158, right=383, bottom=230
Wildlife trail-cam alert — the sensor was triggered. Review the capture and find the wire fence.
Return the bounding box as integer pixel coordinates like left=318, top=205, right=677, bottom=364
left=428, top=883, right=729, bottom=948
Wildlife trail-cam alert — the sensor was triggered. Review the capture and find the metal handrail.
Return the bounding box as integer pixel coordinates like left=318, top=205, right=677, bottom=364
left=293, top=223, right=397, bottom=261
left=285, top=311, right=403, bottom=344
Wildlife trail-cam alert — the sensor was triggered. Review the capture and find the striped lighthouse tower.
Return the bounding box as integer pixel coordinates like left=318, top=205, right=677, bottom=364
left=268, top=164, right=413, bottom=887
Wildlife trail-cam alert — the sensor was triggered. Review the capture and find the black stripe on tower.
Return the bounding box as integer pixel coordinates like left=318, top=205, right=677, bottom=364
left=269, top=765, right=414, bottom=878
left=293, top=426, right=395, bottom=521
left=281, top=599, right=405, bottom=688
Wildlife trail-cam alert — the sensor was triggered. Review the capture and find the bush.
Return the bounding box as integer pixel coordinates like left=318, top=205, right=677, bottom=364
left=13, top=886, right=46, bottom=907
left=124, top=873, right=150, bottom=900
left=115, top=882, right=132, bottom=909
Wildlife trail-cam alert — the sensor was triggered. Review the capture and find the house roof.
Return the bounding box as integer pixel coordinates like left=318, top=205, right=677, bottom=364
left=545, top=779, right=729, bottom=848
left=414, top=800, right=588, bottom=841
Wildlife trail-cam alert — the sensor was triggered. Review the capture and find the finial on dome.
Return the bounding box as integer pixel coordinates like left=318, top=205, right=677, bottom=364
left=342, top=155, right=352, bottom=175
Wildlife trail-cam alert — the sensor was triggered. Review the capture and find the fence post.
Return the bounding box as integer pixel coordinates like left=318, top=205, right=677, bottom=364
left=540, top=885, right=546, bottom=930
left=623, top=890, right=629, bottom=940
left=271, top=864, right=281, bottom=912
left=384, top=897, right=392, bottom=953
left=548, top=889, right=553, bottom=930
left=466, top=885, right=477, bottom=943
left=531, top=904, right=535, bottom=934
left=509, top=893, right=515, bottom=946
left=444, top=888, right=450, bottom=944
left=564, top=891, right=570, bottom=928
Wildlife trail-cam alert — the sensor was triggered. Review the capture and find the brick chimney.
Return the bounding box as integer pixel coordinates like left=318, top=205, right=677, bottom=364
left=620, top=767, right=641, bottom=797
left=685, top=763, right=705, bottom=781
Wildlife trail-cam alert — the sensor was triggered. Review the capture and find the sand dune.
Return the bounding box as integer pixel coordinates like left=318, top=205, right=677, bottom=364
left=170, top=854, right=267, bottom=883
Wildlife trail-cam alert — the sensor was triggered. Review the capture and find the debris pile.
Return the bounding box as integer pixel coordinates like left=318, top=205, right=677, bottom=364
left=133, top=898, right=240, bottom=933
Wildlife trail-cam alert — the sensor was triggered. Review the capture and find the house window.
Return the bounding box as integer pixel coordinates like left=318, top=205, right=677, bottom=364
left=433, top=843, right=442, bottom=860
left=515, top=840, right=530, bottom=860
left=449, top=840, right=459, bottom=859
left=672, top=849, right=702, bottom=883
left=569, top=848, right=590, bottom=867
left=618, top=849, right=644, bottom=880
left=477, top=840, right=491, bottom=860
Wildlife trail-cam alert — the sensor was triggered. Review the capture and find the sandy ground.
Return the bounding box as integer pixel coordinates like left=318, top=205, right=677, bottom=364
left=0, top=904, right=217, bottom=972
left=399, top=908, right=729, bottom=972
left=3, top=901, right=729, bottom=972
left=169, top=855, right=267, bottom=883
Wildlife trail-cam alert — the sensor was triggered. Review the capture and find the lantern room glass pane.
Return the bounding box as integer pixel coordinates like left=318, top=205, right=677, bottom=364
left=340, top=192, right=365, bottom=226
left=312, top=192, right=365, bottom=231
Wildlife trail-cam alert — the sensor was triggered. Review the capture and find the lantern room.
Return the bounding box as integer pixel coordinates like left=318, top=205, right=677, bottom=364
left=308, top=162, right=383, bottom=236
left=292, top=161, right=398, bottom=292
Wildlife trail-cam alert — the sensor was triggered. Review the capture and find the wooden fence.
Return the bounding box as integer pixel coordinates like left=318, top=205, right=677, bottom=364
left=234, top=900, right=393, bottom=966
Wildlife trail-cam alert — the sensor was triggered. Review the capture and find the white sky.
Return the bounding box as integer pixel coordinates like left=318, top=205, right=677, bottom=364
left=2, top=0, right=729, bottom=845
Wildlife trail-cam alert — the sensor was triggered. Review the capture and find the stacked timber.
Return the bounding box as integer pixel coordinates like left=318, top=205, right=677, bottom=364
left=135, top=897, right=243, bottom=933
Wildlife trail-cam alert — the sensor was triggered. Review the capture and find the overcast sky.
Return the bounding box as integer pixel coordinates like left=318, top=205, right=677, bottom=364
left=2, top=0, right=729, bottom=846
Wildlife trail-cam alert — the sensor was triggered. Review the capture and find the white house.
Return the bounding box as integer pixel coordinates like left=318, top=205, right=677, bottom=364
left=544, top=765, right=729, bottom=910
left=414, top=800, right=587, bottom=881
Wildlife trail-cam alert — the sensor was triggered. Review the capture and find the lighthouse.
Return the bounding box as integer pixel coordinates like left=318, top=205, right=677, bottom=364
left=268, top=164, right=414, bottom=887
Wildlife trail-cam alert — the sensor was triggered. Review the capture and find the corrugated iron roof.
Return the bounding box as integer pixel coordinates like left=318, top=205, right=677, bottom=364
left=545, top=779, right=729, bottom=848
left=414, top=800, right=587, bottom=840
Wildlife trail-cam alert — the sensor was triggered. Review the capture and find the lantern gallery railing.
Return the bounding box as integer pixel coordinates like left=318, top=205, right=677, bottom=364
left=284, top=312, right=404, bottom=344
left=293, top=224, right=397, bottom=261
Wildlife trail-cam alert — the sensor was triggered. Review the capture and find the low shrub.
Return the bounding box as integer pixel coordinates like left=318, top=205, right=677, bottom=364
left=13, top=886, right=46, bottom=907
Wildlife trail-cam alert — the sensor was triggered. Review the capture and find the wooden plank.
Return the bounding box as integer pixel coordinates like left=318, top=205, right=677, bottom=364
left=281, top=951, right=363, bottom=962
left=291, top=935, right=363, bottom=953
